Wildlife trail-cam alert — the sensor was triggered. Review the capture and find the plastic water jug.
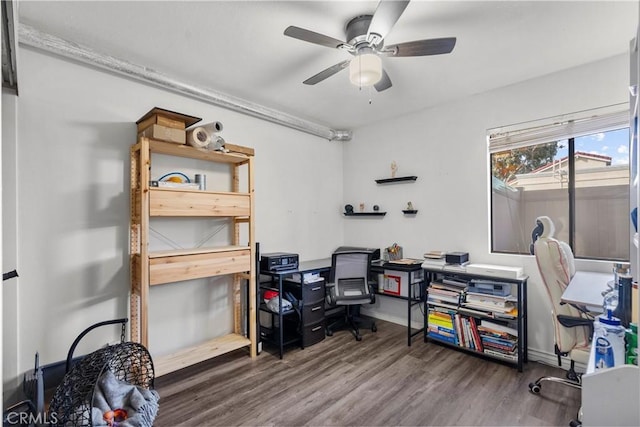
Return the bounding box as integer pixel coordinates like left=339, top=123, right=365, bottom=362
left=594, top=313, right=626, bottom=370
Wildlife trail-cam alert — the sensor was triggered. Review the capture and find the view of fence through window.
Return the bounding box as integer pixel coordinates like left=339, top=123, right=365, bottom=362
left=491, top=127, right=630, bottom=260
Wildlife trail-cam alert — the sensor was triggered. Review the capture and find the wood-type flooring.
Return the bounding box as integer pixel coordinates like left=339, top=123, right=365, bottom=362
left=154, top=320, right=581, bottom=426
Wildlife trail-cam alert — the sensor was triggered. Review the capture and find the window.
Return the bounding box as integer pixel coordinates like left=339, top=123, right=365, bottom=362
left=489, top=106, right=630, bottom=260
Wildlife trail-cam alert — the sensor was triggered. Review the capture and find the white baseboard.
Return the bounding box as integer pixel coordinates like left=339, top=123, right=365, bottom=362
left=527, top=347, right=587, bottom=373
left=360, top=307, right=421, bottom=329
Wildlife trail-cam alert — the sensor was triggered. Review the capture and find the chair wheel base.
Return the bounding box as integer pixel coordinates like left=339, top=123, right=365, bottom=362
left=528, top=382, right=541, bottom=394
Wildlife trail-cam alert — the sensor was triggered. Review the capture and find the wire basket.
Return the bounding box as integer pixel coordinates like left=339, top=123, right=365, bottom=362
left=48, top=335, right=154, bottom=426
left=385, top=244, right=403, bottom=261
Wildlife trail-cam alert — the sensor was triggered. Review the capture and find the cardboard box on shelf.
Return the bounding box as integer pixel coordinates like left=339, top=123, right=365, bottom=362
left=139, top=124, right=186, bottom=145
left=136, top=107, right=202, bottom=132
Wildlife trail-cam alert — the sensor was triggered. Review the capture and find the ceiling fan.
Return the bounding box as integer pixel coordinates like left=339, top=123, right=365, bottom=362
left=284, top=0, right=456, bottom=92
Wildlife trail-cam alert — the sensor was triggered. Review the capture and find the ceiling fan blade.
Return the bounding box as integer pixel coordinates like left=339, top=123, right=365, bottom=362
left=374, top=69, right=392, bottom=92
left=303, top=60, right=351, bottom=85
left=284, top=26, right=346, bottom=49
left=367, top=0, right=410, bottom=45
left=383, top=37, right=457, bottom=57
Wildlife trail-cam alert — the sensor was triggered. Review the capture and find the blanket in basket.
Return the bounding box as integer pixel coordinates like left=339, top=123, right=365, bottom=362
left=91, top=370, right=159, bottom=427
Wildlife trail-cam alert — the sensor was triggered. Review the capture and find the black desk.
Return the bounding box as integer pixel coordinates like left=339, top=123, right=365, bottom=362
left=370, top=260, right=426, bottom=346
left=259, top=258, right=426, bottom=358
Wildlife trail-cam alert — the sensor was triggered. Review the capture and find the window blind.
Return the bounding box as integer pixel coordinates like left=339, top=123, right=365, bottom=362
left=488, top=104, right=629, bottom=153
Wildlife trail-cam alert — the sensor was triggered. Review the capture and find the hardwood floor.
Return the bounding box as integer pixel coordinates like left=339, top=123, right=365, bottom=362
left=154, top=320, right=581, bottom=426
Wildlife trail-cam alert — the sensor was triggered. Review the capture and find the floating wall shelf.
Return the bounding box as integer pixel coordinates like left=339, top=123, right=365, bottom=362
left=375, top=176, right=418, bottom=184
left=344, top=212, right=387, bottom=217
left=402, top=210, right=418, bottom=215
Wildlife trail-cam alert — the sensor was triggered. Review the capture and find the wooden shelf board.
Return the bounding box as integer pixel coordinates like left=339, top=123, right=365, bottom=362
left=143, top=138, right=252, bottom=164
left=154, top=333, right=251, bottom=376
left=149, top=188, right=251, bottom=217
left=148, top=245, right=249, bottom=259
left=375, top=176, right=418, bottom=184
left=151, top=187, right=250, bottom=197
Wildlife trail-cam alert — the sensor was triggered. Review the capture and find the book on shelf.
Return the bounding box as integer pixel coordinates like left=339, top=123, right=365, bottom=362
left=465, top=292, right=514, bottom=308
left=454, top=314, right=466, bottom=348
left=483, top=348, right=518, bottom=361
left=492, top=310, right=518, bottom=319
left=467, top=282, right=513, bottom=298
left=462, top=317, right=475, bottom=350
left=481, top=338, right=517, bottom=353
left=428, top=289, right=461, bottom=304
left=428, top=324, right=456, bottom=337
left=469, top=317, right=484, bottom=352
left=428, top=300, right=460, bottom=311
left=461, top=301, right=516, bottom=314
left=427, top=331, right=457, bottom=345
left=478, top=319, right=518, bottom=337
left=429, top=281, right=466, bottom=292
left=428, top=296, right=460, bottom=306
left=424, top=250, right=446, bottom=259
left=428, top=311, right=454, bottom=323
left=441, top=278, right=468, bottom=288
left=429, top=287, right=462, bottom=298
left=430, top=305, right=457, bottom=314
left=428, top=317, right=454, bottom=329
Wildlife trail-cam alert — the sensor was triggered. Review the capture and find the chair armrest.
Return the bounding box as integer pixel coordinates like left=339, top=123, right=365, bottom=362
left=557, top=314, right=594, bottom=338
left=557, top=314, right=593, bottom=328
left=325, top=283, right=336, bottom=306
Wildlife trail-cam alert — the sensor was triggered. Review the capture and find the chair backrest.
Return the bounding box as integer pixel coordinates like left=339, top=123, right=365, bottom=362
left=533, top=216, right=590, bottom=353
left=329, top=250, right=374, bottom=305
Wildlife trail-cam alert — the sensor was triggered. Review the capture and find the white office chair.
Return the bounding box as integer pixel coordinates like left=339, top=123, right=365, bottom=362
left=529, top=216, right=594, bottom=394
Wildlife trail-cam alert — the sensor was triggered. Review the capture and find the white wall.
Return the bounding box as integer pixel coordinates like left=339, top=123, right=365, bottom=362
left=346, top=53, right=629, bottom=363
left=2, top=89, right=18, bottom=402
left=2, top=42, right=632, bottom=397
left=2, top=46, right=345, bottom=392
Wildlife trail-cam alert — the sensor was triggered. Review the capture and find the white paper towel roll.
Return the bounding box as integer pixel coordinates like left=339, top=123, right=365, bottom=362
left=186, top=127, right=211, bottom=148
left=201, top=121, right=223, bottom=134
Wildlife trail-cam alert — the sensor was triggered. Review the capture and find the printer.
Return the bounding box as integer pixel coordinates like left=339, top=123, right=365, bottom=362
left=260, top=252, right=299, bottom=271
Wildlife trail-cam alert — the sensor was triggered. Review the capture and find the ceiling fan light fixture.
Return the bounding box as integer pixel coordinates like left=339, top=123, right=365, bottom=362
left=349, top=53, right=382, bottom=87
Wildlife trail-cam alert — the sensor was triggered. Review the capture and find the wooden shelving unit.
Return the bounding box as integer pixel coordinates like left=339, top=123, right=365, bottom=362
left=130, top=137, right=257, bottom=376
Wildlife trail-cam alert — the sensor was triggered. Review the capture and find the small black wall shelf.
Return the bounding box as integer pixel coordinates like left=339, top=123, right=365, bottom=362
left=402, top=210, right=418, bottom=215
left=375, top=176, right=418, bottom=184
left=344, top=212, right=387, bottom=217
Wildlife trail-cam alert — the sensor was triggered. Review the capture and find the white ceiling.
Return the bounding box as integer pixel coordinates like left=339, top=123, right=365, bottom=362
left=18, top=1, right=639, bottom=131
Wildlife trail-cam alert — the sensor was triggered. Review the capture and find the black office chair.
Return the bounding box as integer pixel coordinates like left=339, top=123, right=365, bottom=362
left=325, top=250, right=377, bottom=341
